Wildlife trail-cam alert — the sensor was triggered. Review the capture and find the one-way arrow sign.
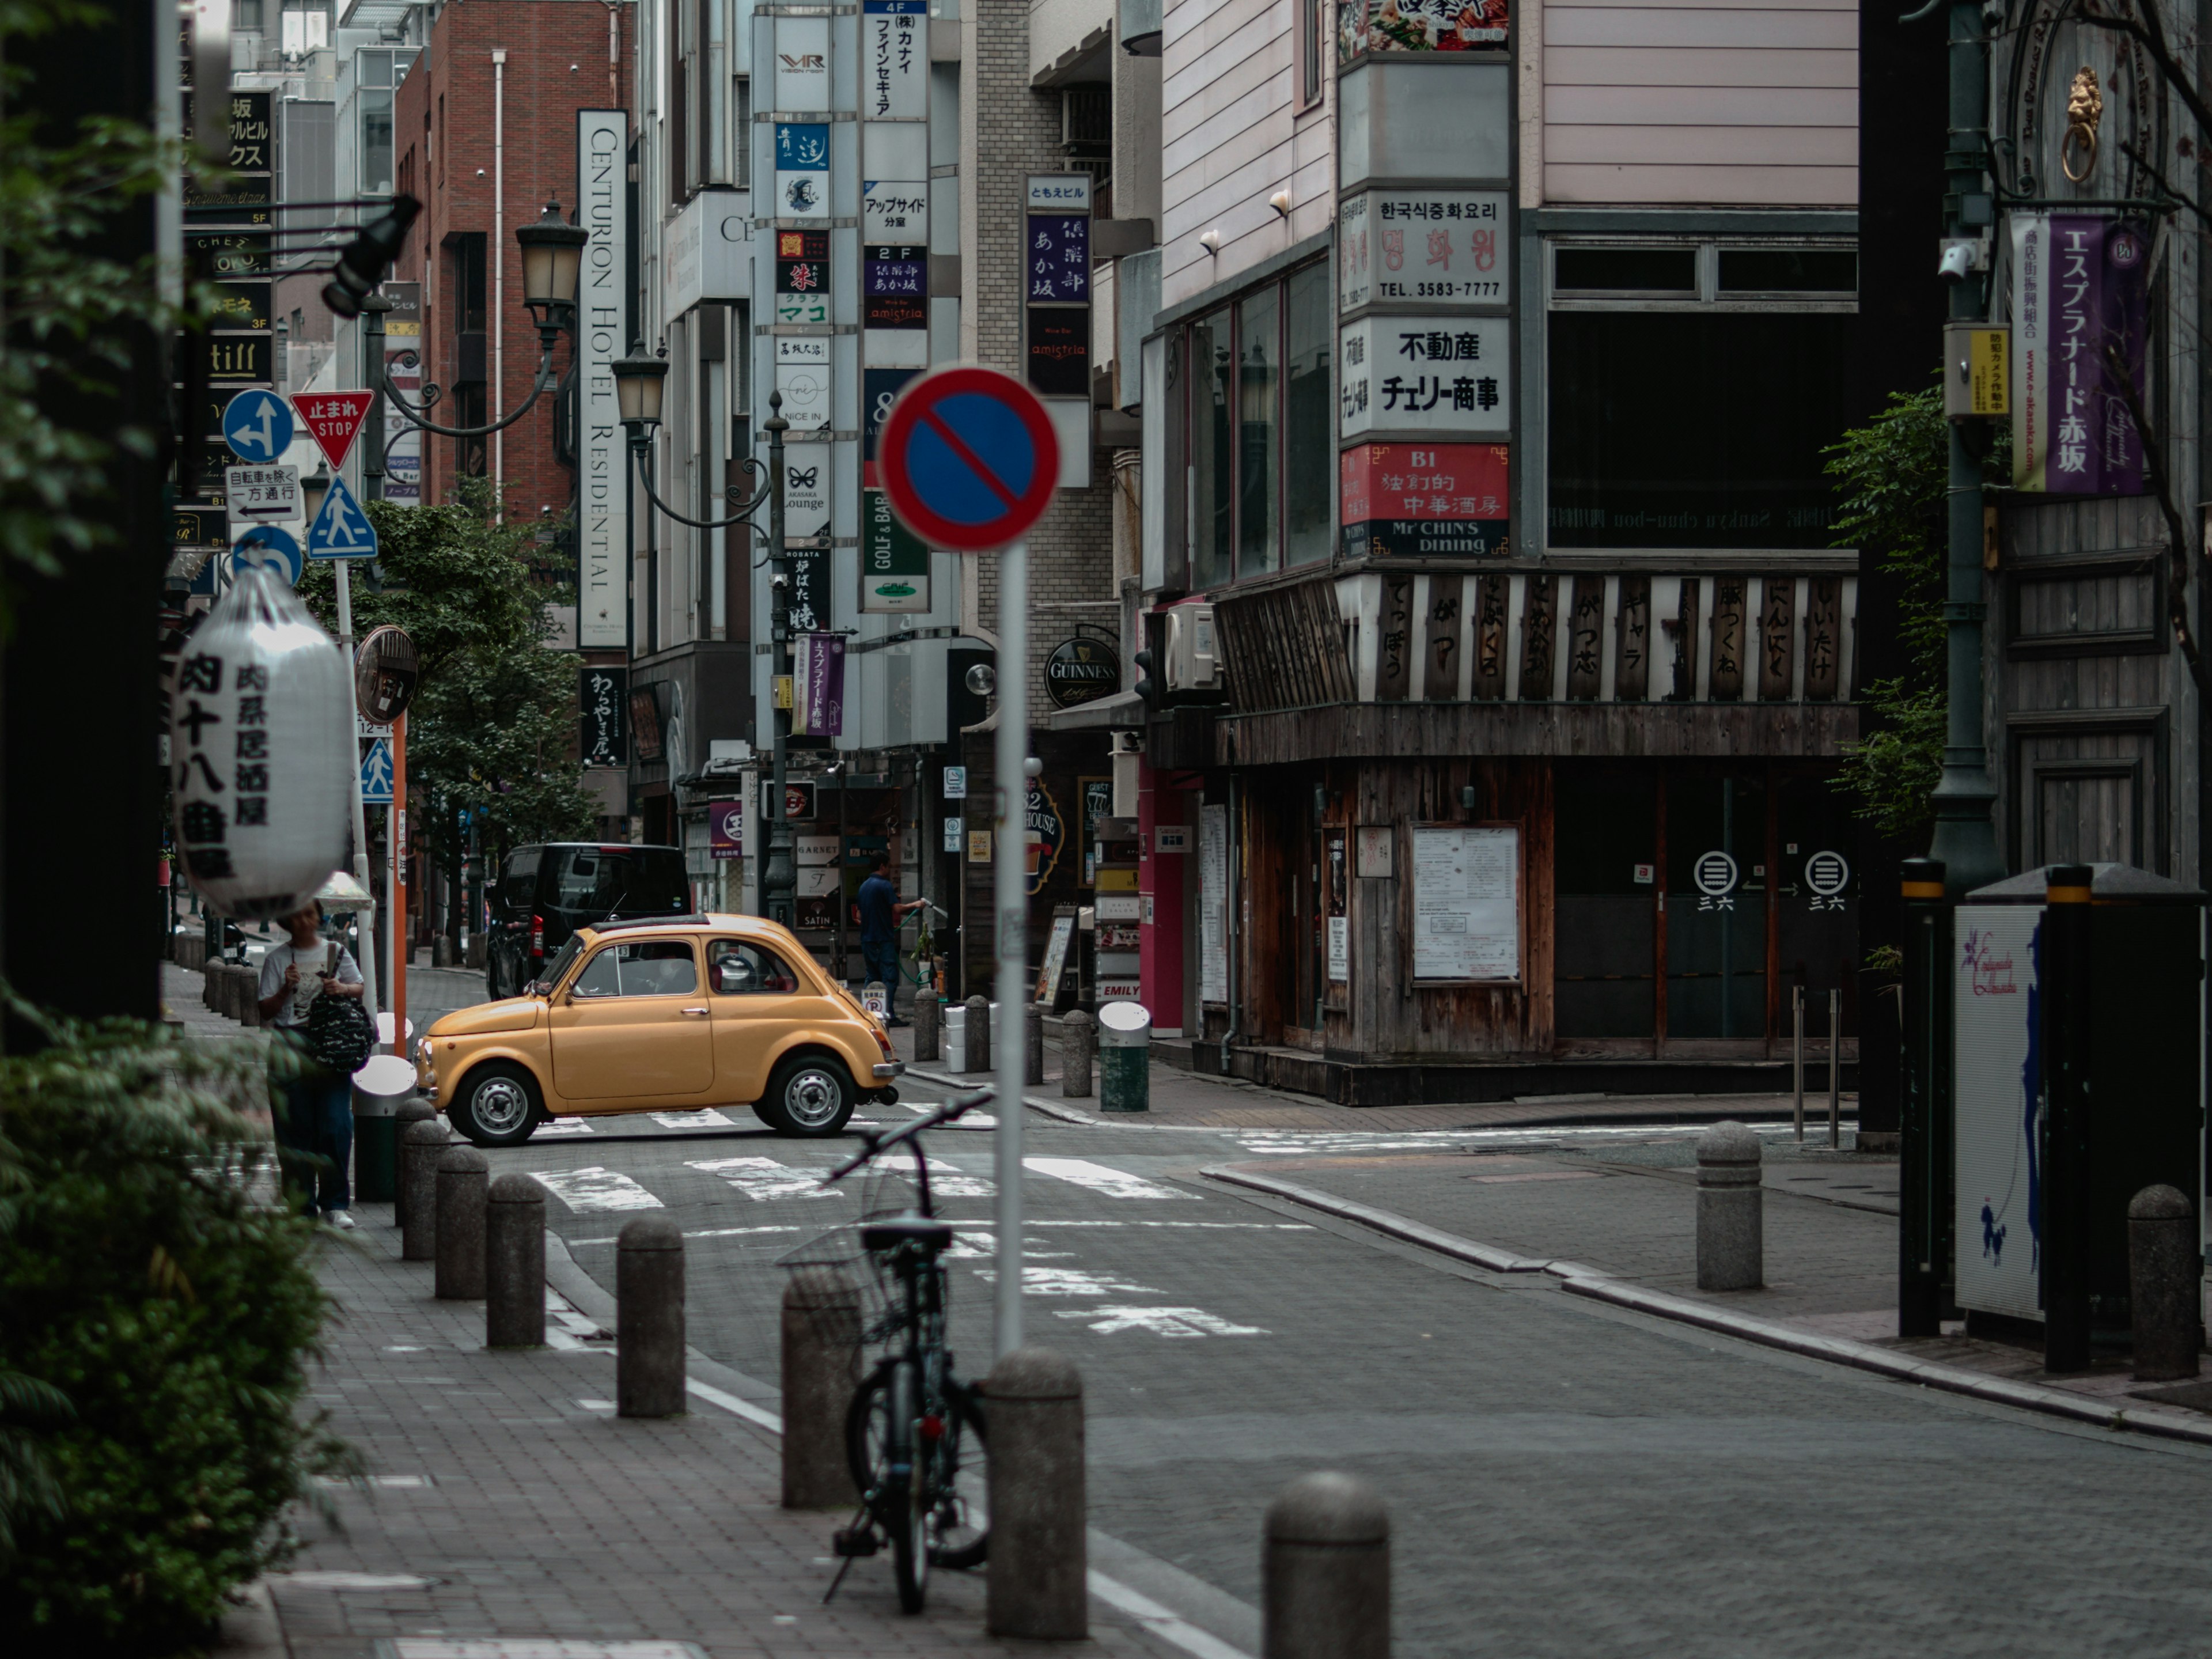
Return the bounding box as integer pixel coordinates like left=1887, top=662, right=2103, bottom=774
left=293, top=390, right=376, bottom=471
left=306, top=474, right=378, bottom=560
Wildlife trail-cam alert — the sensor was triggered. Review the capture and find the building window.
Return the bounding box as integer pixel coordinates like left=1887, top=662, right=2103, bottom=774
left=1546, top=239, right=1855, bottom=551
left=1183, top=260, right=1332, bottom=588
left=1298, top=0, right=1327, bottom=108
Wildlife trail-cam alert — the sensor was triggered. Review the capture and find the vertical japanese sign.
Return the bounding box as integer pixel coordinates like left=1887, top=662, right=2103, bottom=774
left=380, top=282, right=423, bottom=505
left=1024, top=177, right=1093, bottom=416
left=580, top=665, right=628, bottom=766
left=576, top=109, right=631, bottom=648
left=794, top=633, right=847, bottom=737
left=775, top=229, right=832, bottom=324
left=775, top=123, right=832, bottom=219
left=863, top=0, right=926, bottom=117
left=2010, top=213, right=2150, bottom=496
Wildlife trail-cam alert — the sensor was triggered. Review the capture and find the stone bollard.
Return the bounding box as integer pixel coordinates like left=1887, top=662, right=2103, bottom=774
left=964, top=995, right=991, bottom=1075
left=1025, top=1002, right=1045, bottom=1086
left=1062, top=1008, right=1095, bottom=1099
left=781, top=1270, right=860, bottom=1508
left=434, top=1146, right=490, bottom=1300
left=1263, top=1472, right=1390, bottom=1659
left=237, top=963, right=261, bottom=1028
left=2130, top=1184, right=2201, bottom=1382
left=485, top=1173, right=547, bottom=1349
left=617, top=1216, right=686, bottom=1418
left=1695, top=1121, right=1763, bottom=1291
left=914, top=990, right=941, bottom=1064
left=400, top=1117, right=451, bottom=1261
left=392, top=1099, right=439, bottom=1229
left=1097, top=1001, right=1152, bottom=1113
left=986, top=1347, right=1086, bottom=1639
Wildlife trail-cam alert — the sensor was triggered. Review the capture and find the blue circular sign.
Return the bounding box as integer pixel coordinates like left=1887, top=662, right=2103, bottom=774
left=221, top=388, right=296, bottom=464
left=230, top=524, right=302, bottom=585
left=877, top=366, right=1059, bottom=551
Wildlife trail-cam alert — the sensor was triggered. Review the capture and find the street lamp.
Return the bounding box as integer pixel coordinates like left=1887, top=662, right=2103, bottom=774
left=382, top=202, right=590, bottom=440
left=301, top=463, right=332, bottom=525
left=611, top=344, right=799, bottom=926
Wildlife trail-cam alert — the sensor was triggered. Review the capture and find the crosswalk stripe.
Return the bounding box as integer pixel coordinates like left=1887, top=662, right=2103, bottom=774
left=529, top=1166, right=663, bottom=1212
left=1023, top=1157, right=1198, bottom=1201
left=685, top=1156, right=847, bottom=1201
left=650, top=1108, right=736, bottom=1130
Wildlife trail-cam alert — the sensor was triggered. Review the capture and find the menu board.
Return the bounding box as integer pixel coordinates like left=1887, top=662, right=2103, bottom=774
left=1411, top=825, right=1518, bottom=981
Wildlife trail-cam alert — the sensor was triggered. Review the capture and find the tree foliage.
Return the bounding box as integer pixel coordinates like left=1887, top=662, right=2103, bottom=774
left=0, top=996, right=351, bottom=1652
left=297, top=480, right=593, bottom=914
left=1824, top=385, right=2008, bottom=843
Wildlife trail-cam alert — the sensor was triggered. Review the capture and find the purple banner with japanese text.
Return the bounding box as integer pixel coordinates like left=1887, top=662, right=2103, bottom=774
left=2010, top=213, right=2149, bottom=496
left=794, top=632, right=846, bottom=738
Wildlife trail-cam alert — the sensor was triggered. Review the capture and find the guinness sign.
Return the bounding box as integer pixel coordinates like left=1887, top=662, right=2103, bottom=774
left=1045, top=636, right=1121, bottom=710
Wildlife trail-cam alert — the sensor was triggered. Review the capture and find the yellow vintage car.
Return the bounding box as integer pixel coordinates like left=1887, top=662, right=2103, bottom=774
left=415, top=914, right=903, bottom=1145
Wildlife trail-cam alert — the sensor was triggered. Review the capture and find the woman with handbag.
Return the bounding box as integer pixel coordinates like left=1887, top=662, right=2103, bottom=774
left=256, top=904, right=370, bottom=1227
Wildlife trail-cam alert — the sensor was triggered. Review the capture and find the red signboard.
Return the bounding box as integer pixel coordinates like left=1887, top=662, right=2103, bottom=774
left=292, top=390, right=377, bottom=471
left=1339, top=442, right=1509, bottom=558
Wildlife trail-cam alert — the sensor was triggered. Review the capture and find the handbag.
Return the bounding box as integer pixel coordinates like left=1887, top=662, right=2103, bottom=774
left=304, top=942, right=375, bottom=1074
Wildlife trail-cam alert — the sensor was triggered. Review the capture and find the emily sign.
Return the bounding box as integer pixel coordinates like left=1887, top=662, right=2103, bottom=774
left=2010, top=213, right=2149, bottom=496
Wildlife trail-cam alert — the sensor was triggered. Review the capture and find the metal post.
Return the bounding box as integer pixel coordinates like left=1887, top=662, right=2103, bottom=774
left=1898, top=857, right=1951, bottom=1338
left=1925, top=0, right=2004, bottom=896
left=835, top=763, right=849, bottom=984
left=359, top=293, right=391, bottom=501
left=994, top=538, right=1030, bottom=1361
left=760, top=397, right=797, bottom=931
left=1827, top=986, right=1842, bottom=1147
left=1792, top=984, right=1805, bottom=1142
left=2042, top=862, right=2094, bottom=1372
left=333, top=560, right=381, bottom=1041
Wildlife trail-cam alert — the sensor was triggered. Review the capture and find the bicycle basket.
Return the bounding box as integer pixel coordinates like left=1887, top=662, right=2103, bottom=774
left=778, top=1224, right=895, bottom=1353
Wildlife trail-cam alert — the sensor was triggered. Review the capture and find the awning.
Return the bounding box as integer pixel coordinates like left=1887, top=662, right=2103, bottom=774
left=1043, top=688, right=1146, bottom=732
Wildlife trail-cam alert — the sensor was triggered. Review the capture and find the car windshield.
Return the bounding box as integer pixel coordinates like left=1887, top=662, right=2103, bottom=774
left=537, top=934, right=588, bottom=990
left=547, top=847, right=687, bottom=919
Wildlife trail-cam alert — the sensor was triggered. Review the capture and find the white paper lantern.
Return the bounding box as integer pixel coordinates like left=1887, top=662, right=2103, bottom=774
left=171, top=567, right=353, bottom=919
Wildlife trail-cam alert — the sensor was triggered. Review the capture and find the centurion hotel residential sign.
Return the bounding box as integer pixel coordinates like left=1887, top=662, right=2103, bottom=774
left=577, top=109, right=630, bottom=650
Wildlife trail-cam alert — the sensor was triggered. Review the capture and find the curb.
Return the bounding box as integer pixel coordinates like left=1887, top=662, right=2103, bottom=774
left=905, top=1064, right=1102, bottom=1125
left=1200, top=1163, right=2212, bottom=1450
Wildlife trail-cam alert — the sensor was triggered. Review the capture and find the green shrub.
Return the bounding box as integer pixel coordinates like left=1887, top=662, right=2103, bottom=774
left=0, top=997, right=351, bottom=1654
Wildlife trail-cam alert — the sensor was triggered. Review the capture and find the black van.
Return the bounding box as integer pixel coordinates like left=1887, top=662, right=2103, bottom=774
left=485, top=843, right=691, bottom=999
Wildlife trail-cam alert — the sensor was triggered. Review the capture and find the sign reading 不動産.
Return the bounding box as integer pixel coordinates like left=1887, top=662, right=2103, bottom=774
left=1339, top=316, right=1510, bottom=438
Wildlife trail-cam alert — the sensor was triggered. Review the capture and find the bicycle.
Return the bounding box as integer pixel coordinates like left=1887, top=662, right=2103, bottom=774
left=782, top=1084, right=993, bottom=1612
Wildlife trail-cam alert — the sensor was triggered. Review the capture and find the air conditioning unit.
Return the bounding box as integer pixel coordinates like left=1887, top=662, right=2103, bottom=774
left=1163, top=603, right=1222, bottom=695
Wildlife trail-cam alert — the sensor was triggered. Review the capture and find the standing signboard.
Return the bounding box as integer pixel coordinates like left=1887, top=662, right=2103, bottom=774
left=1952, top=903, right=2044, bottom=1320
left=1410, top=824, right=1518, bottom=980
left=576, top=110, right=631, bottom=647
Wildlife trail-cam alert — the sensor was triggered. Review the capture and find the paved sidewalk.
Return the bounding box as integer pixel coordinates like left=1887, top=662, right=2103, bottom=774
left=273, top=1205, right=1196, bottom=1659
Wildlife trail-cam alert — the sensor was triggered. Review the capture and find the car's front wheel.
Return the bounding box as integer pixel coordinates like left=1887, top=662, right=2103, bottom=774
left=760, top=1054, right=855, bottom=1138
left=451, top=1061, right=541, bottom=1146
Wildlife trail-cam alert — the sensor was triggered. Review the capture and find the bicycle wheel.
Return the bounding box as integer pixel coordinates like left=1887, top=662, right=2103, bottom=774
left=926, top=1378, right=988, bottom=1570
left=849, top=1359, right=930, bottom=1612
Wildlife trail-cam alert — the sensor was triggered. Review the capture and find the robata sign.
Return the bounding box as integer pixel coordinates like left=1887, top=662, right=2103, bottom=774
left=576, top=109, right=630, bottom=649
left=1044, top=636, right=1121, bottom=709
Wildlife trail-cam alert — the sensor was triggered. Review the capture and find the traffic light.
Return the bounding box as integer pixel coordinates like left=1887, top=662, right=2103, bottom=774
left=1132, top=647, right=1158, bottom=709
left=321, top=195, right=421, bottom=317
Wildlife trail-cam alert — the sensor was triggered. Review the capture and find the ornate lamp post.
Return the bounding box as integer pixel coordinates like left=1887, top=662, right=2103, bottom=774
left=611, top=346, right=798, bottom=929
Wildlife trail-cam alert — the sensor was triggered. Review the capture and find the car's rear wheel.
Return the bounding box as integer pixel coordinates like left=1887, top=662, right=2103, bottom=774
left=761, top=1054, right=855, bottom=1138
left=452, top=1061, right=541, bottom=1147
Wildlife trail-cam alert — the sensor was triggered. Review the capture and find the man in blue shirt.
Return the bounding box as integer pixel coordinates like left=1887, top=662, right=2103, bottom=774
left=854, top=854, right=923, bottom=1023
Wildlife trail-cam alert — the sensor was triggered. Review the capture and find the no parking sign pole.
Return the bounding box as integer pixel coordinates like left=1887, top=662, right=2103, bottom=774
left=878, top=366, right=1059, bottom=1361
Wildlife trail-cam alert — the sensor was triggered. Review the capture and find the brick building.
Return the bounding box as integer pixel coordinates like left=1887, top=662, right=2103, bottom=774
left=391, top=0, right=634, bottom=541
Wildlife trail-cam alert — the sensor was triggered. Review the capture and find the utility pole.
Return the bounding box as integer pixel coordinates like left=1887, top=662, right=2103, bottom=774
left=759, top=395, right=798, bottom=930
left=1925, top=0, right=2006, bottom=896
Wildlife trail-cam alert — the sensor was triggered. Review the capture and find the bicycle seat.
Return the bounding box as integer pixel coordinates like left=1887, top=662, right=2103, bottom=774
left=862, top=1213, right=956, bottom=1255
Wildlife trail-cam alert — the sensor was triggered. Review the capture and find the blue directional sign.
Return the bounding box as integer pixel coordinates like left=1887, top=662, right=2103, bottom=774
left=306, top=474, right=378, bottom=560
left=359, top=737, right=394, bottom=805
left=229, top=524, right=302, bottom=585
left=221, top=388, right=295, bottom=463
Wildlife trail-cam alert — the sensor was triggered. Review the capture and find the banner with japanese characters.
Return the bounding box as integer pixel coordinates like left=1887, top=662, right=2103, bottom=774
left=2010, top=212, right=2150, bottom=495
left=863, top=0, right=926, bottom=118
left=1339, top=0, right=1508, bottom=59
left=1338, top=315, right=1510, bottom=438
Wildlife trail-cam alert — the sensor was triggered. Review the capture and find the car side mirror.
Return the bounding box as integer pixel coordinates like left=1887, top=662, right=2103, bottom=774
left=525, top=979, right=551, bottom=998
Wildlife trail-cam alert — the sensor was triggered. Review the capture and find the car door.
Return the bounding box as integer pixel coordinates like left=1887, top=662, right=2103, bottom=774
left=546, top=936, right=716, bottom=1104
left=704, top=937, right=823, bottom=1101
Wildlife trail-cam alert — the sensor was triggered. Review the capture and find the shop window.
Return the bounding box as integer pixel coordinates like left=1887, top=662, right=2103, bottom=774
left=1664, top=775, right=1767, bottom=1040
left=1554, top=770, right=1656, bottom=1039
left=1285, top=264, right=1332, bottom=566
left=1547, top=240, right=1854, bottom=551
left=1236, top=287, right=1279, bottom=579
left=359, top=88, right=394, bottom=196
left=1182, top=260, right=1331, bottom=589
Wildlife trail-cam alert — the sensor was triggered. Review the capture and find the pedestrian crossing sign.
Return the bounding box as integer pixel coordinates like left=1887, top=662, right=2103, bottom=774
left=307, top=474, right=379, bottom=560
left=359, top=737, right=394, bottom=805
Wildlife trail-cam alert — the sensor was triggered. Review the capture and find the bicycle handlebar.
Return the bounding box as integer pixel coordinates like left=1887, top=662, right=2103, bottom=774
left=823, top=1085, right=995, bottom=1184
